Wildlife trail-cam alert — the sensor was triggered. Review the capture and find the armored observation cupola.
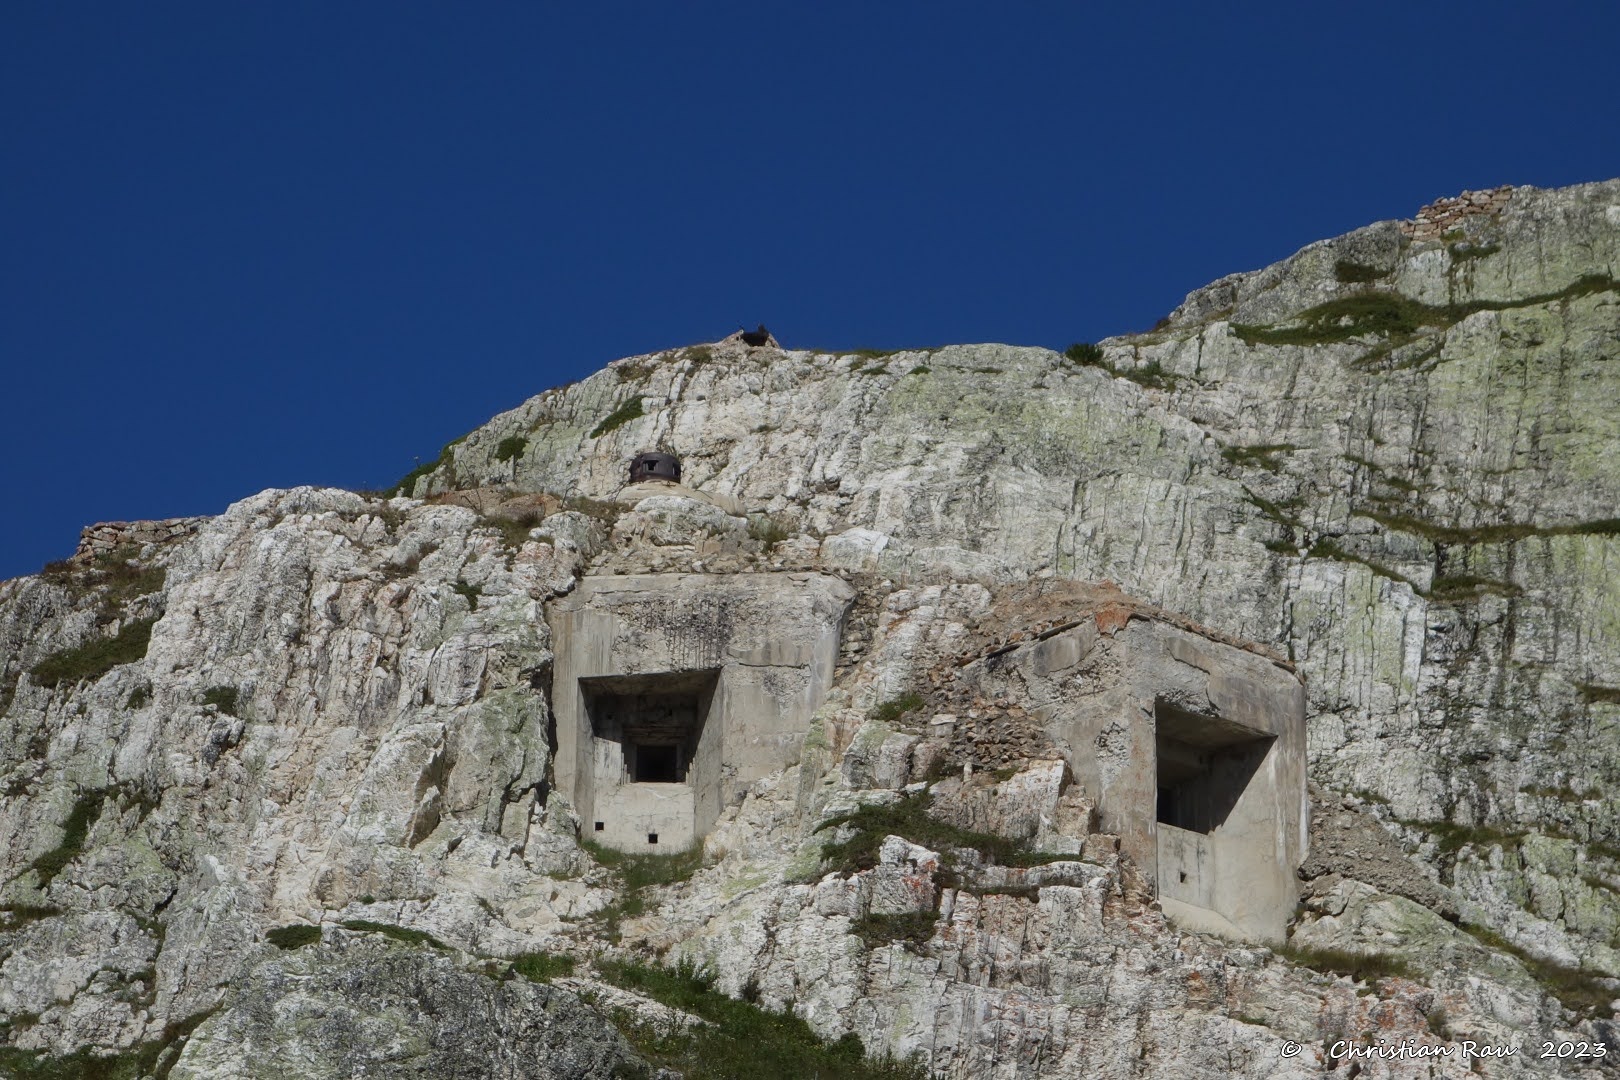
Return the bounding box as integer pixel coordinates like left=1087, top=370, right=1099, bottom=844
left=628, top=451, right=681, bottom=485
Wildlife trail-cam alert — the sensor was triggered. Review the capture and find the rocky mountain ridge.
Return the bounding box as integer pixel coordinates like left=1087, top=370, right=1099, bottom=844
left=1, top=180, right=1617, bottom=1077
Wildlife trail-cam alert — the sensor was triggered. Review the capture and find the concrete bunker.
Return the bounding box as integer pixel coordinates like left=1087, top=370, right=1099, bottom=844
left=629, top=451, right=681, bottom=485
left=1154, top=701, right=1273, bottom=835
left=1150, top=692, right=1294, bottom=943
left=966, top=613, right=1306, bottom=943
left=582, top=670, right=717, bottom=785
left=577, top=669, right=718, bottom=850
left=549, top=573, right=853, bottom=853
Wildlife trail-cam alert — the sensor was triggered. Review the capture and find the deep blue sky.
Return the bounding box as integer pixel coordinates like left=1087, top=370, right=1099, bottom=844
left=4, top=3, right=1618, bottom=580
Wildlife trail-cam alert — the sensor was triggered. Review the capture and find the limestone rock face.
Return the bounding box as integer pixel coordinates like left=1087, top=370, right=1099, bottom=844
left=3, top=180, right=1620, bottom=1076
left=548, top=571, right=853, bottom=853
left=169, top=932, right=640, bottom=1080
left=0, top=488, right=589, bottom=1062
left=421, top=178, right=1620, bottom=975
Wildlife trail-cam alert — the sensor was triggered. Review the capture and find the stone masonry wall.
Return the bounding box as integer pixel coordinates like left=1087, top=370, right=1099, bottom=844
left=74, top=516, right=210, bottom=560
left=1398, top=184, right=1515, bottom=241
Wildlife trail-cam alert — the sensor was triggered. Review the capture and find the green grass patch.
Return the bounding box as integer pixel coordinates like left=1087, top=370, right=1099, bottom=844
left=615, top=358, right=659, bottom=382
left=815, top=789, right=1061, bottom=877
left=1363, top=509, right=1620, bottom=546
left=1305, top=539, right=1418, bottom=589
left=904, top=365, right=931, bottom=376
left=1234, top=292, right=1441, bottom=346
left=1116, top=359, right=1182, bottom=389
left=125, top=683, right=151, bottom=709
left=597, top=959, right=927, bottom=1080
left=494, top=435, right=529, bottom=463
left=39, top=558, right=77, bottom=580
left=1220, top=443, right=1298, bottom=471
left=1063, top=342, right=1105, bottom=367
left=851, top=911, right=940, bottom=953
left=584, top=841, right=704, bottom=892
left=1333, top=260, right=1390, bottom=284
left=591, top=398, right=646, bottom=438
left=451, top=579, right=481, bottom=610
left=41, top=549, right=166, bottom=626
left=1398, top=818, right=1521, bottom=856
left=95, top=555, right=166, bottom=600
left=869, top=692, right=925, bottom=726
left=963, top=882, right=1042, bottom=901
left=381, top=503, right=411, bottom=528
left=30, top=789, right=106, bottom=886
left=583, top=841, right=705, bottom=940
left=1424, top=575, right=1522, bottom=602
left=266, top=924, right=322, bottom=949
left=201, top=685, right=238, bottom=714
left=88, top=553, right=166, bottom=624
left=0, top=1009, right=216, bottom=1080
left=1577, top=683, right=1620, bottom=706
left=1277, top=941, right=1417, bottom=984
left=1233, top=275, right=1620, bottom=349
left=386, top=435, right=467, bottom=498
left=338, top=919, right=448, bottom=950
left=1558, top=518, right=1620, bottom=536
left=380, top=540, right=440, bottom=581
left=0, top=904, right=62, bottom=931
left=30, top=617, right=157, bottom=689
left=1461, top=922, right=1615, bottom=1015
left=1371, top=470, right=1422, bottom=493
left=481, top=510, right=545, bottom=549
left=1364, top=510, right=1539, bottom=545
left=1523, top=784, right=1584, bottom=803
left=1580, top=872, right=1616, bottom=893
left=1244, top=487, right=1307, bottom=530
left=747, top=515, right=791, bottom=551
left=969, top=848, right=1077, bottom=869
left=510, top=950, right=576, bottom=982
left=1357, top=339, right=1446, bottom=373
left=560, top=494, right=621, bottom=523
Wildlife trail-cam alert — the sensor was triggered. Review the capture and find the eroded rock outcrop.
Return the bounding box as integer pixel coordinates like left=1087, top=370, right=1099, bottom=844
left=413, top=179, right=1620, bottom=993
left=171, top=932, right=640, bottom=1080
left=3, top=180, right=1619, bottom=1077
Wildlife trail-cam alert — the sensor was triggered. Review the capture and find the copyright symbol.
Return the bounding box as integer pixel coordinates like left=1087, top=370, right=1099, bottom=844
left=1281, top=1040, right=1302, bottom=1058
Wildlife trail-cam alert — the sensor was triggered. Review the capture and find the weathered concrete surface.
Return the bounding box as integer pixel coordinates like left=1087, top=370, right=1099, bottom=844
left=615, top=479, right=747, bottom=516
left=851, top=597, right=1308, bottom=942
left=547, top=572, right=853, bottom=851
